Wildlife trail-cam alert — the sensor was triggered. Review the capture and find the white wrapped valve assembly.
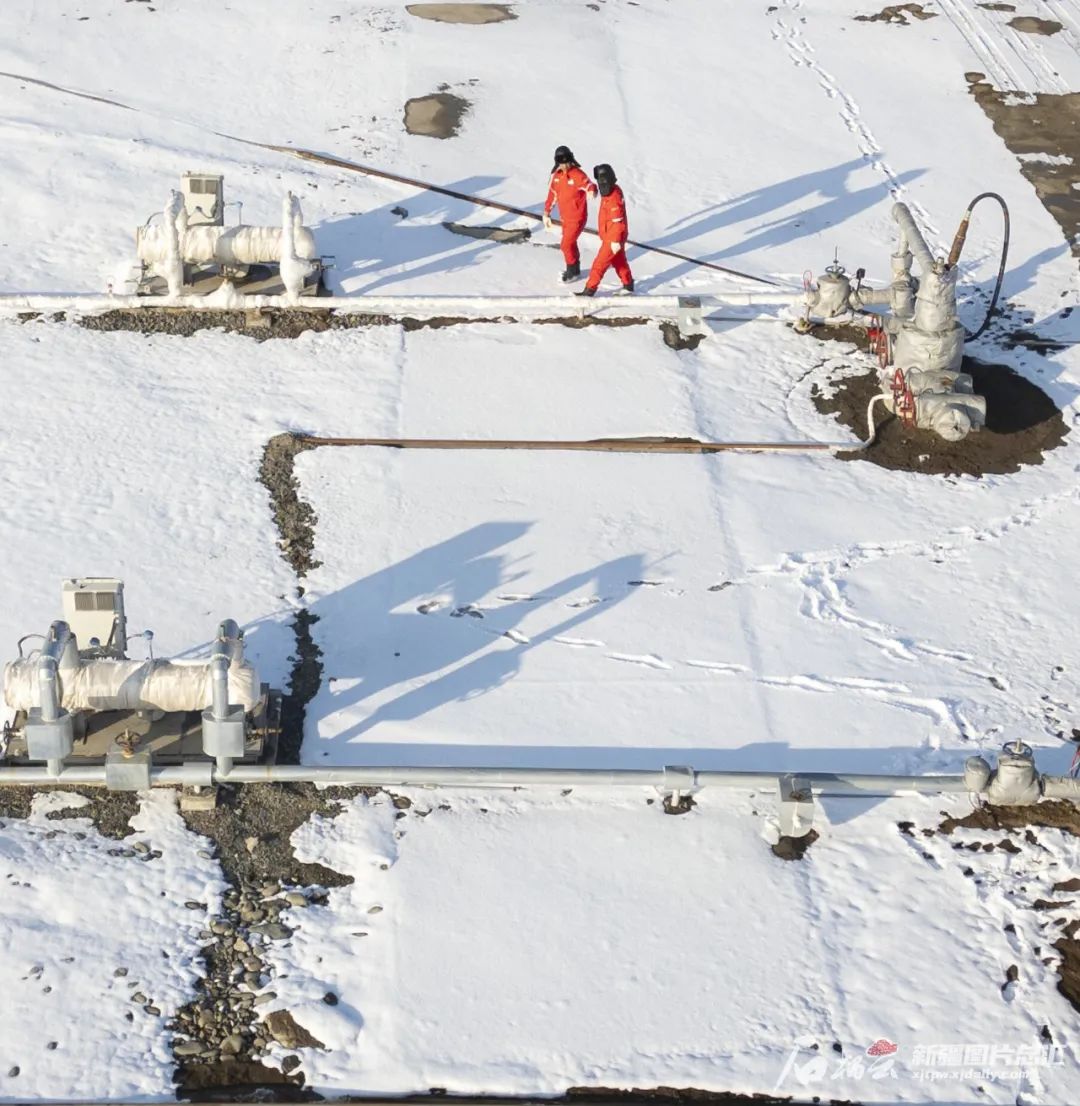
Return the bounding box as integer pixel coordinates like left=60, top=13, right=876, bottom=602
left=963, top=742, right=1043, bottom=806
left=3, top=656, right=261, bottom=715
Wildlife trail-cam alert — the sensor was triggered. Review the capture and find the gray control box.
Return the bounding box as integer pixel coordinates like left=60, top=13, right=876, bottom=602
left=105, top=749, right=152, bottom=792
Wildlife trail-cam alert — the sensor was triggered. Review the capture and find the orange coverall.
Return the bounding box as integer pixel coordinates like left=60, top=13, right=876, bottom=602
left=586, top=184, right=633, bottom=290
left=545, top=166, right=594, bottom=266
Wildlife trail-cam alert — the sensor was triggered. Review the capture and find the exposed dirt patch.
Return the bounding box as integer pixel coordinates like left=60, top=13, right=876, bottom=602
left=1008, top=15, right=1062, bottom=34
left=257, top=433, right=324, bottom=764
left=183, top=786, right=357, bottom=904
left=660, top=320, right=706, bottom=351
left=0, top=789, right=33, bottom=820
left=262, top=1009, right=326, bottom=1050
left=259, top=433, right=320, bottom=578
left=771, top=830, right=819, bottom=860
left=1054, top=921, right=1080, bottom=1020
left=936, top=799, right=1080, bottom=837
left=24, top=310, right=657, bottom=341
left=967, top=73, right=1080, bottom=261
left=810, top=330, right=1067, bottom=475
left=173, top=783, right=362, bottom=1094
left=404, top=92, right=470, bottom=138
left=1002, top=327, right=1073, bottom=353
left=75, top=307, right=389, bottom=341
left=405, top=2, right=516, bottom=23
left=978, top=2, right=1016, bottom=9
left=278, top=608, right=323, bottom=765
left=178, top=1060, right=316, bottom=1099
left=855, top=3, right=937, bottom=24
left=931, top=801, right=1080, bottom=1014
left=0, top=787, right=139, bottom=834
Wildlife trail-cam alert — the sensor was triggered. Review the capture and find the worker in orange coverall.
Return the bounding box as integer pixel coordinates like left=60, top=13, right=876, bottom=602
left=576, top=163, right=633, bottom=296
left=543, top=145, right=595, bottom=283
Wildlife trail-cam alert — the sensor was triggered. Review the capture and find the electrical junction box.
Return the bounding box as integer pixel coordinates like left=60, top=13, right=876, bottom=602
left=62, top=578, right=126, bottom=654
left=24, top=708, right=75, bottom=761
left=201, top=705, right=247, bottom=759
left=182, top=172, right=224, bottom=227
left=105, top=748, right=152, bottom=792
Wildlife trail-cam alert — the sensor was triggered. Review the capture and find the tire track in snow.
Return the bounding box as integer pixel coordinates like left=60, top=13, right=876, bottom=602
left=1039, top=0, right=1080, bottom=69
left=935, top=0, right=1067, bottom=94
left=1043, top=0, right=1080, bottom=49
left=770, top=0, right=939, bottom=238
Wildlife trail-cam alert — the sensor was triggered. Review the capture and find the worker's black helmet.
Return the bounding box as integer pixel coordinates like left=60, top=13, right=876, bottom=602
left=594, top=163, right=617, bottom=196
left=553, top=145, right=577, bottom=172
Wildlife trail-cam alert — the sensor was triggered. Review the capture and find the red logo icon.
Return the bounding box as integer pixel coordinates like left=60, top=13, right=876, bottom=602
left=866, top=1039, right=898, bottom=1057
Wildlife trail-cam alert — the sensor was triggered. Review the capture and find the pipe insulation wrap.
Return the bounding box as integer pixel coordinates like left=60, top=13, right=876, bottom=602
left=3, top=657, right=261, bottom=714
left=891, top=322, right=965, bottom=374
left=0, top=291, right=802, bottom=314
left=137, top=224, right=318, bottom=266
left=892, top=203, right=935, bottom=274
left=913, top=269, right=959, bottom=334
left=280, top=192, right=319, bottom=301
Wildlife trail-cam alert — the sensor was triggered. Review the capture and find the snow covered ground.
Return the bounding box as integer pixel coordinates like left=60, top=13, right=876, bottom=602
left=259, top=788, right=1080, bottom=1104
left=2, top=0, right=1080, bottom=1102
left=0, top=792, right=224, bottom=1101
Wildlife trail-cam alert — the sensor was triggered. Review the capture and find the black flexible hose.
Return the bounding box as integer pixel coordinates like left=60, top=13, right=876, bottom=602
left=956, top=192, right=1010, bottom=340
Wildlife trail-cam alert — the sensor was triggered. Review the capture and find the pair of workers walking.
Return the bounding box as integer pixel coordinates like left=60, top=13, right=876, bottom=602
left=543, top=145, right=633, bottom=296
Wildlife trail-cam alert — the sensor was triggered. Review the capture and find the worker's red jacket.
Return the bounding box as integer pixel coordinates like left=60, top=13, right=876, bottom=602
left=597, top=185, right=629, bottom=244
left=544, top=166, right=593, bottom=224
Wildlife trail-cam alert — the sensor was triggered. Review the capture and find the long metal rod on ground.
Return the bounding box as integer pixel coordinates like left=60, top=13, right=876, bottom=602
left=0, top=761, right=970, bottom=796
left=278, top=148, right=783, bottom=287
left=299, top=435, right=839, bottom=454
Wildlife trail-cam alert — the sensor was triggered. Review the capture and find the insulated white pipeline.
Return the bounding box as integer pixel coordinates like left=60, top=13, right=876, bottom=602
left=0, top=764, right=213, bottom=786
left=36, top=621, right=72, bottom=722
left=161, top=191, right=185, bottom=297
left=859, top=393, right=892, bottom=449
left=208, top=618, right=242, bottom=722
left=893, top=203, right=936, bottom=275
left=1044, top=776, right=1080, bottom=799
left=0, top=291, right=801, bottom=315
left=209, top=654, right=229, bottom=723
left=0, top=761, right=975, bottom=796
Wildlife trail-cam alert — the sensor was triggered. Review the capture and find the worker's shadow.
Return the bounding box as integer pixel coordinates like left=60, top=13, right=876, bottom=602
left=312, top=175, right=527, bottom=294
left=301, top=521, right=647, bottom=757
left=642, top=158, right=926, bottom=286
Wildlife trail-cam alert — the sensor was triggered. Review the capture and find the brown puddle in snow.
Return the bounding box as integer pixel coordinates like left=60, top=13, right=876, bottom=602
left=405, top=3, right=516, bottom=24
left=966, top=73, right=1080, bottom=263
left=403, top=92, right=471, bottom=138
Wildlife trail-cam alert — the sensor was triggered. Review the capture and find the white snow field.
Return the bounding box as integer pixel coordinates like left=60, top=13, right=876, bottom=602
left=2, top=0, right=1080, bottom=1102
left=261, top=788, right=1080, bottom=1103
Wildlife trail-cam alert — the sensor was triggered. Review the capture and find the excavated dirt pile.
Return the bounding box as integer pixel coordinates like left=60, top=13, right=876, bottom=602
left=810, top=328, right=1067, bottom=476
